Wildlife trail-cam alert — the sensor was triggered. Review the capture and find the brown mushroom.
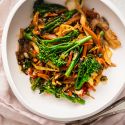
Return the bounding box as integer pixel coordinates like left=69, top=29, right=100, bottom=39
left=104, top=29, right=121, bottom=49
left=90, top=17, right=121, bottom=49
left=91, top=18, right=109, bottom=31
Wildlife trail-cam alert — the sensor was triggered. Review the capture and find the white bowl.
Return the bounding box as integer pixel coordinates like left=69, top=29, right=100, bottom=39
left=2, top=0, right=125, bottom=122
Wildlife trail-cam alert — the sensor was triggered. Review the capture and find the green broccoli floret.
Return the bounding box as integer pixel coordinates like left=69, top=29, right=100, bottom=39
left=38, top=45, right=66, bottom=67
left=75, top=55, right=102, bottom=90
left=39, top=81, right=85, bottom=104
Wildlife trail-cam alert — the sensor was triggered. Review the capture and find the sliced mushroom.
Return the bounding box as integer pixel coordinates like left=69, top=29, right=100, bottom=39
left=83, top=8, right=99, bottom=19
left=104, top=29, right=121, bottom=49
left=91, top=18, right=109, bottom=31
left=90, top=17, right=121, bottom=49
left=103, top=42, right=112, bottom=65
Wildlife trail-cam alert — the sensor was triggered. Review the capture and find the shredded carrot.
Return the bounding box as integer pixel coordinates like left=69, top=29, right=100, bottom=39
left=83, top=25, right=98, bottom=41
left=96, top=57, right=108, bottom=68
left=32, top=50, right=38, bottom=55
left=64, top=14, right=80, bottom=25
left=32, top=27, right=40, bottom=35
left=33, top=12, right=39, bottom=26
left=37, top=73, right=49, bottom=80
left=82, top=40, right=93, bottom=58
left=66, top=51, right=73, bottom=67
left=82, top=45, right=87, bottom=58
left=44, top=12, right=58, bottom=17
left=97, top=33, right=102, bottom=53
left=83, top=25, right=101, bottom=52
left=68, top=91, right=72, bottom=96
left=84, top=41, right=93, bottom=46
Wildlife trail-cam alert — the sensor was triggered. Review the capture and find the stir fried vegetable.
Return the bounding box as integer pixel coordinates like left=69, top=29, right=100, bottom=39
left=16, top=0, right=121, bottom=104
left=75, top=55, right=102, bottom=90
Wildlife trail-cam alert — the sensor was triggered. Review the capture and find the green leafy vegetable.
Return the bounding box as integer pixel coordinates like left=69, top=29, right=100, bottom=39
left=42, top=9, right=77, bottom=33
left=75, top=55, right=102, bottom=90
left=34, top=1, right=67, bottom=15
left=39, top=81, right=85, bottom=104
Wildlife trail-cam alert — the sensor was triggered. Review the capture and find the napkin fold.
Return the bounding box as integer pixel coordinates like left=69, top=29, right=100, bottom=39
left=0, top=0, right=125, bottom=125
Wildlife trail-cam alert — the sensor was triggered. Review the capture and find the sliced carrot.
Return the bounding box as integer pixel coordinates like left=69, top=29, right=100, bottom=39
left=66, top=51, right=73, bottom=67
left=32, top=50, right=38, bottom=55
left=44, top=12, right=58, bottom=17
left=82, top=45, right=87, bottom=58
left=83, top=25, right=101, bottom=52
left=37, top=73, right=49, bottom=80
left=82, top=40, right=94, bottom=58
left=83, top=25, right=98, bottom=41
left=68, top=91, right=72, bottom=96
left=84, top=41, right=93, bottom=46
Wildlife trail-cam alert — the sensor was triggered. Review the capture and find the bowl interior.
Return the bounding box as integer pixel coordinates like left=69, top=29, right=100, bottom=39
left=4, top=0, right=125, bottom=121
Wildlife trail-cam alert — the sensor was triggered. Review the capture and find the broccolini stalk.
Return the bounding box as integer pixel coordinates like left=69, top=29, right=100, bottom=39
left=38, top=45, right=66, bottom=67
left=39, top=81, right=85, bottom=104
left=75, top=55, right=102, bottom=90
left=43, top=9, right=77, bottom=32
left=100, top=31, right=105, bottom=37
left=60, top=36, right=92, bottom=59
left=65, top=52, right=79, bottom=77
left=42, top=30, right=79, bottom=44
left=61, top=93, right=85, bottom=104
left=24, top=30, right=79, bottom=45
left=23, top=32, right=67, bottom=67
left=33, top=1, right=67, bottom=15
left=24, top=32, right=33, bottom=40
left=49, top=42, right=75, bottom=52
left=65, top=47, right=83, bottom=77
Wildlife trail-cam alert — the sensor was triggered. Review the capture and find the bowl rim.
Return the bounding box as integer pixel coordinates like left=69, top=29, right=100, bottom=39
left=2, top=0, right=125, bottom=122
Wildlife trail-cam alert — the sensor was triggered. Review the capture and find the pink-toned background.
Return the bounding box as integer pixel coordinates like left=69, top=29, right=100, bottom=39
left=0, top=0, right=125, bottom=125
